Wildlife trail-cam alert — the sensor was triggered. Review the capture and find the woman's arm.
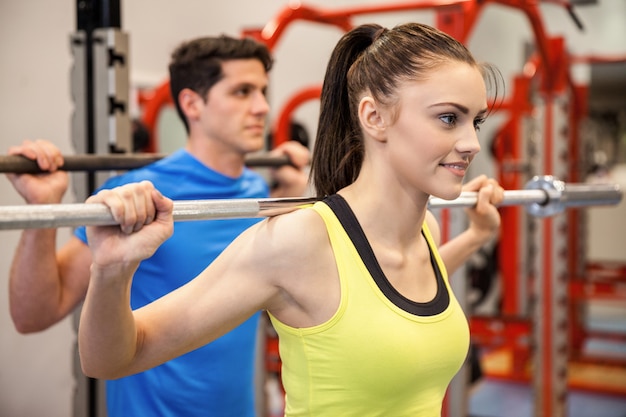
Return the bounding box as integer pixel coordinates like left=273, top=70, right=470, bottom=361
left=434, top=175, right=503, bottom=276
left=78, top=181, right=174, bottom=378
left=78, top=181, right=297, bottom=379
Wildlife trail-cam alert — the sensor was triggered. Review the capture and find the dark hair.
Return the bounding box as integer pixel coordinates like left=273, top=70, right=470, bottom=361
left=168, top=35, right=273, bottom=133
left=310, top=22, right=502, bottom=198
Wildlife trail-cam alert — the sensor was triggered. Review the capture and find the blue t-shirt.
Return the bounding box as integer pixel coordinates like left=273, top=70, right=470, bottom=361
left=75, top=149, right=269, bottom=417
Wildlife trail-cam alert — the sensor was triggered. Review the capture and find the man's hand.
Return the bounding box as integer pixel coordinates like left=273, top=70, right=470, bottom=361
left=6, top=139, right=68, bottom=204
left=269, top=140, right=310, bottom=198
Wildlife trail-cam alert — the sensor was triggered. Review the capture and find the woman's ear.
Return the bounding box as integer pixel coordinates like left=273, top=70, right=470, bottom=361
left=178, top=88, right=202, bottom=121
left=358, top=96, right=387, bottom=142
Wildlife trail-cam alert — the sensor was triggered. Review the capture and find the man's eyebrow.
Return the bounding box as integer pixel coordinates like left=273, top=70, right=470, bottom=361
left=229, top=81, right=268, bottom=90
left=230, top=81, right=254, bottom=88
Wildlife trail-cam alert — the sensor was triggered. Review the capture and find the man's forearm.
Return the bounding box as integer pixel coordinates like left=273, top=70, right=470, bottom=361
left=9, top=229, right=65, bottom=332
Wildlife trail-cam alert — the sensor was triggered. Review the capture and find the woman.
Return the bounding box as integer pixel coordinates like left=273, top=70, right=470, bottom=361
left=79, top=22, right=504, bottom=416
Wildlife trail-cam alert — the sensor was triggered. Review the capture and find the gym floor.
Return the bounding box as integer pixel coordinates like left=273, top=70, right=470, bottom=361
left=468, top=298, right=626, bottom=417
left=469, top=380, right=626, bottom=417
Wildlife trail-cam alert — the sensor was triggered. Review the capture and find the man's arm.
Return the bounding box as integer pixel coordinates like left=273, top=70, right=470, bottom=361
left=6, top=139, right=92, bottom=332
left=10, top=235, right=92, bottom=332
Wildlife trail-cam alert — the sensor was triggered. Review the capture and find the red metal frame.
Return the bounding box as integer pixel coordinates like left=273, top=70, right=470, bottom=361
left=137, top=82, right=173, bottom=153
left=271, top=85, right=321, bottom=147
left=564, top=54, right=626, bottom=362
left=263, top=0, right=577, bottom=147
left=137, top=0, right=580, bottom=151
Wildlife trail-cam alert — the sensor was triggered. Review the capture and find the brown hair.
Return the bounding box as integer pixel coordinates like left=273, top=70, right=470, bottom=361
left=310, top=22, right=501, bottom=197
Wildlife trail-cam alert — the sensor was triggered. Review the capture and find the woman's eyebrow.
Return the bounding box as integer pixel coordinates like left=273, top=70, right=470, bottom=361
left=429, top=102, right=488, bottom=116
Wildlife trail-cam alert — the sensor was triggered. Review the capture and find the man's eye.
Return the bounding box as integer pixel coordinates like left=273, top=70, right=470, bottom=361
left=235, top=87, right=251, bottom=96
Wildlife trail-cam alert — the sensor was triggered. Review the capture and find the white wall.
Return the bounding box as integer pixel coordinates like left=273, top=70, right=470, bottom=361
left=0, top=1, right=624, bottom=416
left=0, top=3, right=76, bottom=416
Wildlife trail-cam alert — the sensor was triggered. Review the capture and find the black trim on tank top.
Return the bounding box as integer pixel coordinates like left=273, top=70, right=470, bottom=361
left=324, top=194, right=449, bottom=316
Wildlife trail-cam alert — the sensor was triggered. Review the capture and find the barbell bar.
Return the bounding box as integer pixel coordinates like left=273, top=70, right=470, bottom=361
left=0, top=176, right=621, bottom=230
left=0, top=153, right=291, bottom=173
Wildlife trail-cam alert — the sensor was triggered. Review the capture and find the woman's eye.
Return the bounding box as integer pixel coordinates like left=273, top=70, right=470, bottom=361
left=474, top=117, right=486, bottom=131
left=440, top=114, right=457, bottom=126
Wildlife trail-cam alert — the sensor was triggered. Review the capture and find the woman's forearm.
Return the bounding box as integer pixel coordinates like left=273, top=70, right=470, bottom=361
left=439, top=227, right=494, bottom=277
left=78, top=263, right=140, bottom=379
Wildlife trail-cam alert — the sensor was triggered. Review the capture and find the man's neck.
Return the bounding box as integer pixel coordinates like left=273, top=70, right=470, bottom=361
left=185, top=140, right=246, bottom=178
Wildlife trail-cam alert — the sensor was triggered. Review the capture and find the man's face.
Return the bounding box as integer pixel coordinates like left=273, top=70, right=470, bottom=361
left=197, top=59, right=270, bottom=154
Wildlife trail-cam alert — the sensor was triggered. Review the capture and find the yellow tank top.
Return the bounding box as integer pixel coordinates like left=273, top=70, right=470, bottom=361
left=268, top=195, right=470, bottom=417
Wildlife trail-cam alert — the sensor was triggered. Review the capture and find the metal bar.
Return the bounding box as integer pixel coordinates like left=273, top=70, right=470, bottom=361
left=0, top=182, right=621, bottom=230
left=429, top=189, right=549, bottom=209
left=0, top=153, right=291, bottom=174
left=0, top=198, right=317, bottom=230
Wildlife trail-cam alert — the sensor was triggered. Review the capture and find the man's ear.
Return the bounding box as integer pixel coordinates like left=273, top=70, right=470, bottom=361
left=358, top=96, right=387, bottom=142
left=178, top=88, right=202, bottom=121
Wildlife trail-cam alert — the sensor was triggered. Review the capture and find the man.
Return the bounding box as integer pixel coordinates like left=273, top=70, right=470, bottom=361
left=6, top=35, right=309, bottom=417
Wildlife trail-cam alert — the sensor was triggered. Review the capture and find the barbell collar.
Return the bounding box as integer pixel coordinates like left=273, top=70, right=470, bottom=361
left=521, top=175, right=623, bottom=217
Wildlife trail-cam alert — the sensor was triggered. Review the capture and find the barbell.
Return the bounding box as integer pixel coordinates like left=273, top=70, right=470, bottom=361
left=0, top=153, right=291, bottom=173
left=0, top=176, right=621, bottom=230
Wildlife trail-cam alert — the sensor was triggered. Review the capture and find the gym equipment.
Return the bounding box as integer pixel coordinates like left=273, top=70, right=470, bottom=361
left=0, top=176, right=620, bottom=230
left=0, top=153, right=291, bottom=174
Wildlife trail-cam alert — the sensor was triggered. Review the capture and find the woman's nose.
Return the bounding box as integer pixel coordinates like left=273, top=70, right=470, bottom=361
left=458, top=125, right=481, bottom=156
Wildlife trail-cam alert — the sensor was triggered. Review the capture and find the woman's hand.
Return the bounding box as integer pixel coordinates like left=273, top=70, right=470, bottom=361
left=85, top=181, right=174, bottom=268
left=462, top=175, right=504, bottom=243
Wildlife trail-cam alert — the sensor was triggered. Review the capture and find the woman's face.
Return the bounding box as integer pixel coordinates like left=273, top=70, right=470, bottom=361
left=383, top=61, right=488, bottom=200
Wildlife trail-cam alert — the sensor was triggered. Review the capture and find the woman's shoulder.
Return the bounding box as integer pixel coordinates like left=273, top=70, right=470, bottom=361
left=254, top=203, right=339, bottom=323
left=256, top=204, right=328, bottom=251
left=228, top=204, right=330, bottom=281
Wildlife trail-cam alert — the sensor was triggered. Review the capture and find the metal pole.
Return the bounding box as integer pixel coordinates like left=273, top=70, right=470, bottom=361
left=0, top=178, right=621, bottom=230
left=0, top=154, right=292, bottom=173
left=73, top=1, right=123, bottom=415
